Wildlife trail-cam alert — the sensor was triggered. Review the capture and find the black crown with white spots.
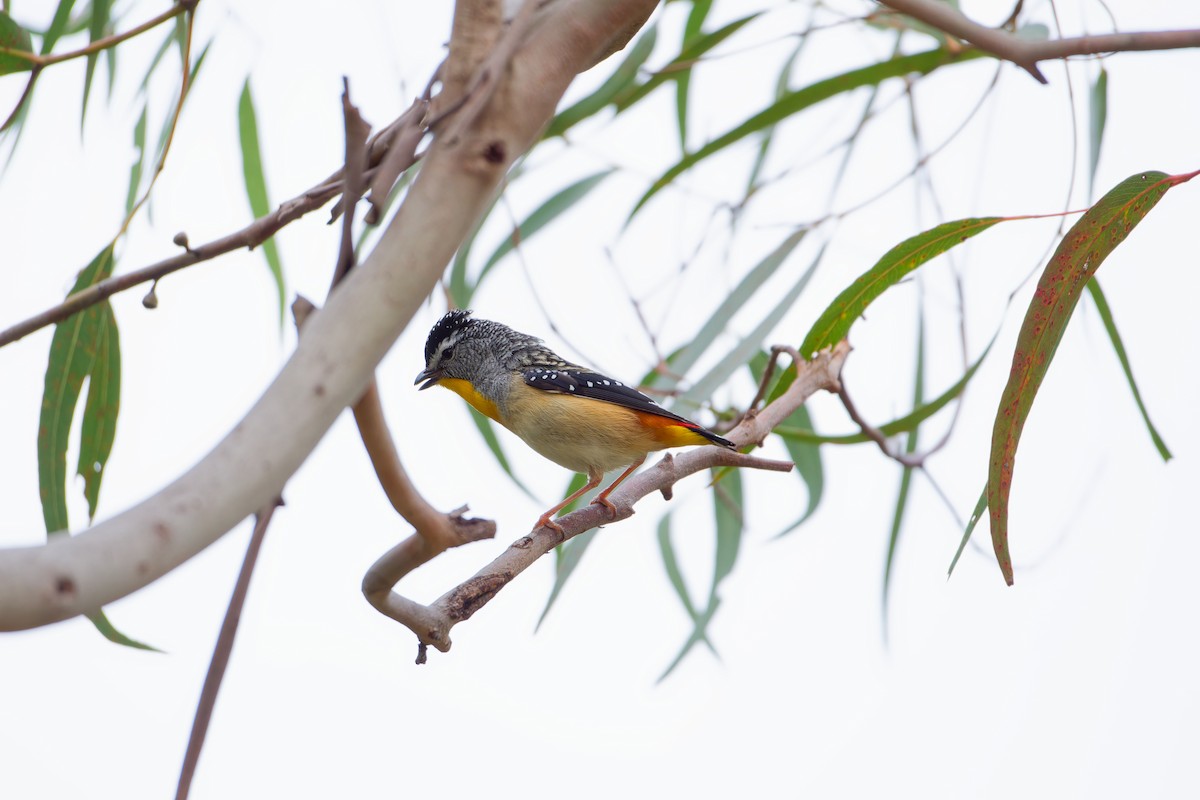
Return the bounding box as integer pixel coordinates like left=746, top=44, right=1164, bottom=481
left=425, top=309, right=576, bottom=372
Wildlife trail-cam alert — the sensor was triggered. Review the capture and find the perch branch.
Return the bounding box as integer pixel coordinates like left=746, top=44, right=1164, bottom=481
left=368, top=340, right=850, bottom=659
left=879, top=0, right=1200, bottom=84
left=0, top=0, right=661, bottom=633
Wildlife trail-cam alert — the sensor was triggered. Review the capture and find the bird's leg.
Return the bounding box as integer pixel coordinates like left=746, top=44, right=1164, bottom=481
left=591, top=456, right=646, bottom=519
left=535, top=469, right=604, bottom=533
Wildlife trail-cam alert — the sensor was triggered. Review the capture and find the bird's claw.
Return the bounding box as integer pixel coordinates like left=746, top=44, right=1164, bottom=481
left=590, top=496, right=618, bottom=519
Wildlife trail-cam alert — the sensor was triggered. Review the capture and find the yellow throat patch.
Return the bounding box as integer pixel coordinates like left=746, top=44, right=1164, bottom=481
left=437, top=378, right=501, bottom=423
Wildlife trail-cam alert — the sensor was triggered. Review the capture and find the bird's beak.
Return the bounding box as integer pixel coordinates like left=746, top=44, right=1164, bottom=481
left=414, top=367, right=443, bottom=391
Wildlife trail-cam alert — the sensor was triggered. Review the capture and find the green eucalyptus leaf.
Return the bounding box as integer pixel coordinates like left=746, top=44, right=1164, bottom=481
left=237, top=78, right=286, bottom=325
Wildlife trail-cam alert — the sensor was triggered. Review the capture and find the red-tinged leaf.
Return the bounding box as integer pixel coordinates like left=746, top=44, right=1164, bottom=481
left=988, top=169, right=1198, bottom=585
left=800, top=216, right=1005, bottom=357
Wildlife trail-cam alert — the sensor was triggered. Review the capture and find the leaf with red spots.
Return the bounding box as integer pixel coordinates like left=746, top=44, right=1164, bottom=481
left=988, top=169, right=1198, bottom=585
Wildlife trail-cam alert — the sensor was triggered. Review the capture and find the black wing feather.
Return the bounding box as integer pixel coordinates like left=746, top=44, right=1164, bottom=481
left=522, top=367, right=733, bottom=447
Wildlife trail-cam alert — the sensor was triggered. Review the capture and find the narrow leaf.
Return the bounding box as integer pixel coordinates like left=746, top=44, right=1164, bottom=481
left=81, top=0, right=113, bottom=125
left=988, top=169, right=1196, bottom=585
left=137, top=27, right=176, bottom=94
left=674, top=0, right=713, bottom=151
left=774, top=331, right=996, bottom=446
left=655, top=511, right=719, bottom=657
left=657, top=512, right=699, bottom=620
left=677, top=242, right=823, bottom=410
left=1085, top=279, right=1170, bottom=460
left=710, top=467, right=743, bottom=594
left=237, top=78, right=286, bottom=324
left=748, top=352, right=823, bottom=535
left=38, top=245, right=115, bottom=535
left=536, top=527, right=598, bottom=631
left=631, top=46, right=986, bottom=217
left=124, top=102, right=148, bottom=215
left=77, top=303, right=120, bottom=521
left=613, top=14, right=760, bottom=114
left=656, top=228, right=806, bottom=394
left=660, top=468, right=742, bottom=681
left=87, top=609, right=159, bottom=651
left=544, top=23, right=657, bottom=139
left=947, top=488, right=988, bottom=577
left=744, top=38, right=805, bottom=197
left=448, top=194, right=500, bottom=308
left=475, top=169, right=613, bottom=290
left=769, top=404, right=823, bottom=536
left=40, top=0, right=77, bottom=56
left=800, top=216, right=1004, bottom=357
left=1088, top=67, right=1107, bottom=199
left=883, top=313, right=924, bottom=640
left=657, top=599, right=720, bottom=682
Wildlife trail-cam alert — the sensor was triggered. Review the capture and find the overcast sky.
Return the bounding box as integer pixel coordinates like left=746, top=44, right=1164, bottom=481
left=2, top=1, right=1199, bottom=798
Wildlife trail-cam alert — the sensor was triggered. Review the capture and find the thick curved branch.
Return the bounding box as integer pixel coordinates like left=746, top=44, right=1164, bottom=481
left=369, top=340, right=850, bottom=658
left=880, top=0, right=1200, bottom=83
left=0, top=0, right=661, bottom=633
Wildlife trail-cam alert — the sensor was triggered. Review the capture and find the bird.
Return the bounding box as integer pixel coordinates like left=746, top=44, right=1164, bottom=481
left=414, top=309, right=736, bottom=533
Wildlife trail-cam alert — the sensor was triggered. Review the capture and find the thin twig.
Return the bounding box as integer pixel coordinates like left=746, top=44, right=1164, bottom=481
left=837, top=376, right=925, bottom=468
left=879, top=0, right=1200, bottom=83
left=332, top=79, right=371, bottom=287
left=291, top=296, right=497, bottom=625
left=116, top=3, right=198, bottom=242
left=175, top=498, right=280, bottom=800
left=0, top=89, right=432, bottom=349
left=0, top=0, right=194, bottom=69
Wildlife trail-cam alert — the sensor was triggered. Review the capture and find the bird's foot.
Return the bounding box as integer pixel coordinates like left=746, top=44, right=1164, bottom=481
left=589, top=496, right=618, bottom=520
left=535, top=513, right=566, bottom=536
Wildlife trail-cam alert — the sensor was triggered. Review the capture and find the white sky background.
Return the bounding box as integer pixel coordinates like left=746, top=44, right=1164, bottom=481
left=1, top=1, right=1199, bottom=797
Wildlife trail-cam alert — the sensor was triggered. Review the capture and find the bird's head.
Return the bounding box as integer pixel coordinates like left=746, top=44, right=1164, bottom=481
left=414, top=309, right=492, bottom=390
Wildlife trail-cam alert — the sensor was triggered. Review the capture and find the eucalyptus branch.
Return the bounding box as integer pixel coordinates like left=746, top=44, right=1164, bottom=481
left=292, top=296, right=497, bottom=555
left=837, top=377, right=925, bottom=468
left=368, top=341, right=850, bottom=660
left=0, top=0, right=661, bottom=634
left=879, top=0, right=1200, bottom=83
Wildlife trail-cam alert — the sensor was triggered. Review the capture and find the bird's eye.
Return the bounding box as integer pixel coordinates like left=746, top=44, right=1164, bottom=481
left=441, top=345, right=455, bottom=361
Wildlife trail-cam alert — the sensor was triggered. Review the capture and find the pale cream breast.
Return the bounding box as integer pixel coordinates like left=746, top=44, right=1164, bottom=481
left=503, top=380, right=658, bottom=474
